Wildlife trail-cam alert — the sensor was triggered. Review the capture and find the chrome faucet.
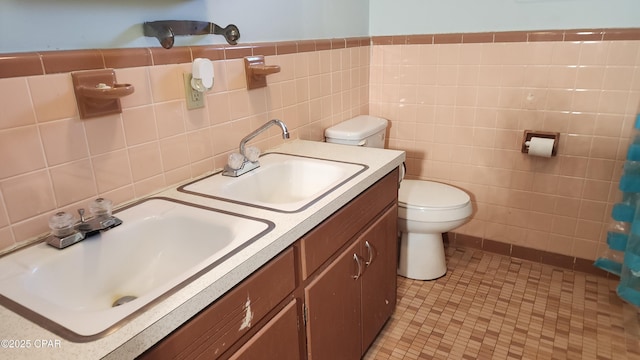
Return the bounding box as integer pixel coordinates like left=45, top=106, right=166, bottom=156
left=223, top=119, right=290, bottom=177
left=46, top=198, right=123, bottom=249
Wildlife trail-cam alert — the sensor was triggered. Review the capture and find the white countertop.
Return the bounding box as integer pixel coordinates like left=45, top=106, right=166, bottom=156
left=0, top=140, right=404, bottom=360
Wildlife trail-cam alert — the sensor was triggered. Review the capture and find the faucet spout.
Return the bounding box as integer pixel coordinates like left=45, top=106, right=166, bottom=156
left=277, top=120, right=290, bottom=139
left=239, top=119, right=289, bottom=157
left=223, top=119, right=289, bottom=177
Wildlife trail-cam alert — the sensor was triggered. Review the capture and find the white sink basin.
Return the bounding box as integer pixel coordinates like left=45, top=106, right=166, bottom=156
left=0, top=198, right=273, bottom=340
left=180, top=153, right=367, bottom=212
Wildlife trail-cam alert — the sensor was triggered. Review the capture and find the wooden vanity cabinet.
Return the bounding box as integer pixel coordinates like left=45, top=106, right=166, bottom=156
left=140, top=168, right=399, bottom=360
left=302, top=169, right=399, bottom=359
left=304, top=205, right=397, bottom=359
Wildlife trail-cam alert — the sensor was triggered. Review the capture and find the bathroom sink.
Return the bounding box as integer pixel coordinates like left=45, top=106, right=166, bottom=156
left=179, top=153, right=368, bottom=212
left=0, top=197, right=273, bottom=341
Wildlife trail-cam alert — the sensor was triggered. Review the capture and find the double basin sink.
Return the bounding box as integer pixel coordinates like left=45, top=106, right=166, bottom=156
left=0, top=153, right=366, bottom=340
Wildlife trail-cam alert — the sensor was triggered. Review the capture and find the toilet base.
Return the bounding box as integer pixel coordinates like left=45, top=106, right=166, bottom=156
left=398, top=231, right=447, bottom=280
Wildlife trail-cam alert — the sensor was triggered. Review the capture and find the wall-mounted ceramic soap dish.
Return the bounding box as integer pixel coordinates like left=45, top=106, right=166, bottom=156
left=244, top=56, right=280, bottom=89
left=72, top=69, right=134, bottom=119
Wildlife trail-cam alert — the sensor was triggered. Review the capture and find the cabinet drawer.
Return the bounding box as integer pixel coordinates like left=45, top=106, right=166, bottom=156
left=141, top=248, right=296, bottom=360
left=300, top=168, right=398, bottom=280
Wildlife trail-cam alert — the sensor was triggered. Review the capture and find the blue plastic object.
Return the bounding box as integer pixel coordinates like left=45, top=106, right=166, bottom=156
left=607, top=231, right=628, bottom=251
left=612, top=203, right=634, bottom=222
left=617, top=266, right=640, bottom=306
left=626, top=115, right=640, bottom=161
left=594, top=258, right=622, bottom=276
left=602, top=113, right=640, bottom=307
left=620, top=175, right=640, bottom=193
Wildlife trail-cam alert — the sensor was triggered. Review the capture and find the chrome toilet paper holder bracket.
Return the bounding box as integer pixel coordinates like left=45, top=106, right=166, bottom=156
left=521, top=130, right=559, bottom=156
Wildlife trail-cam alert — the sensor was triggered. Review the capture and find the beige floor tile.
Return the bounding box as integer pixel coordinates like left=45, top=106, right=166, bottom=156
left=364, top=248, right=640, bottom=360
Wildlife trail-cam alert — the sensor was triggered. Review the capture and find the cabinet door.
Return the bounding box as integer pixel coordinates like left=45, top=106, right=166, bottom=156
left=304, top=240, right=362, bottom=360
left=229, top=298, right=303, bottom=360
left=300, top=170, right=399, bottom=280
left=361, top=205, right=398, bottom=353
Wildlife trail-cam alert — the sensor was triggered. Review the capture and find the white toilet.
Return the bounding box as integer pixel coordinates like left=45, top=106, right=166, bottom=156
left=325, top=115, right=473, bottom=280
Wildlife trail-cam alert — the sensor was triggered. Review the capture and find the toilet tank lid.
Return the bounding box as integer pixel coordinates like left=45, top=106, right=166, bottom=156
left=399, top=180, right=471, bottom=209
left=325, top=115, right=388, bottom=140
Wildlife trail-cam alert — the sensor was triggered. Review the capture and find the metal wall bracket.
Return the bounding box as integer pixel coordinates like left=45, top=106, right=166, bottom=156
left=143, top=20, right=240, bottom=49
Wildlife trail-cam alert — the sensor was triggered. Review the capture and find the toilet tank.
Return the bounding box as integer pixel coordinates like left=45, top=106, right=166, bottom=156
left=324, top=115, right=388, bottom=148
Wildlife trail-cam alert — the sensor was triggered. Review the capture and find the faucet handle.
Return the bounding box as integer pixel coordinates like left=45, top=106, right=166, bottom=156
left=89, top=197, right=113, bottom=217
left=48, top=212, right=76, bottom=238
left=227, top=152, right=245, bottom=170
left=244, top=146, right=261, bottom=162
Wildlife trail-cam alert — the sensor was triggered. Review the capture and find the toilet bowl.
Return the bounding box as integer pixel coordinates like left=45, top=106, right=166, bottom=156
left=397, top=180, right=472, bottom=280
left=325, top=115, right=473, bottom=280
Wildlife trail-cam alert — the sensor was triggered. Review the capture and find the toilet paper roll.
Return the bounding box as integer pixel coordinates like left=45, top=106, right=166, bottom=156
left=527, top=137, right=554, bottom=157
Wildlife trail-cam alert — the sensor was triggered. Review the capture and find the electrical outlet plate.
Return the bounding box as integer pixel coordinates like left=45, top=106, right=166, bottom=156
left=183, top=73, right=205, bottom=110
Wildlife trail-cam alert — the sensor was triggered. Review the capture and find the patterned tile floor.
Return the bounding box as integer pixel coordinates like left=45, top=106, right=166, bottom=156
left=364, top=247, right=640, bottom=360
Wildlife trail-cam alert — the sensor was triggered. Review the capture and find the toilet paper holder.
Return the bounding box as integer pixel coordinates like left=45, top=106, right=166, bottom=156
left=521, top=130, right=559, bottom=156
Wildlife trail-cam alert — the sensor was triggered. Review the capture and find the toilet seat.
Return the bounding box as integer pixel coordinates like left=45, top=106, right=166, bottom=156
left=398, top=180, right=472, bottom=222
left=399, top=180, right=470, bottom=209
